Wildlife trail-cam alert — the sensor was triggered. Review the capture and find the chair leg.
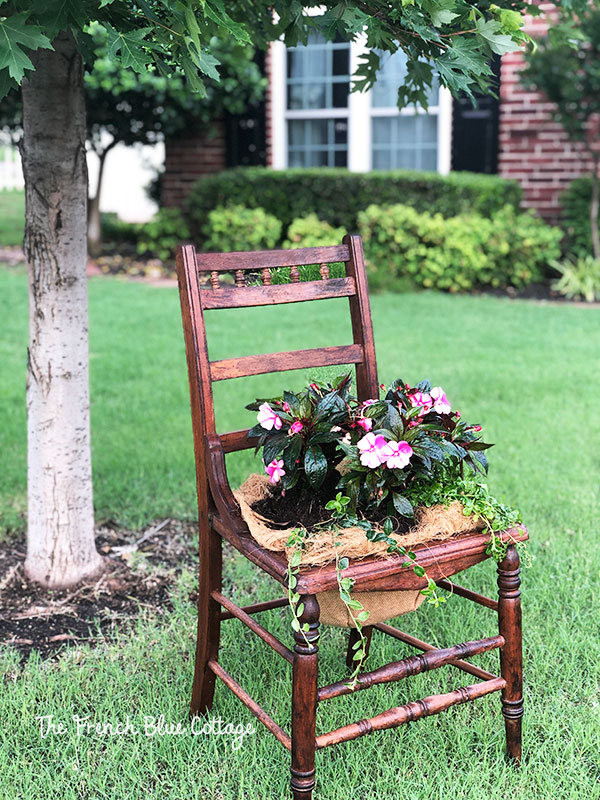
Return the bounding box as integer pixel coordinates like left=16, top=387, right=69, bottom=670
left=497, top=544, right=523, bottom=764
left=346, top=625, right=373, bottom=670
left=291, top=594, right=320, bottom=800
left=190, top=524, right=222, bottom=717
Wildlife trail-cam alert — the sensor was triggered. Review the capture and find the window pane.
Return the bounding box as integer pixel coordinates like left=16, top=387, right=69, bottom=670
left=288, top=119, right=348, bottom=168
left=304, top=83, right=327, bottom=110
left=372, top=49, right=439, bottom=109
left=286, top=32, right=350, bottom=110
left=372, top=115, right=438, bottom=171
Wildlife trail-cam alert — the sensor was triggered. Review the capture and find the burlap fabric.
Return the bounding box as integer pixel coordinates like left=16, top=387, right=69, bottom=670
left=234, top=474, right=484, bottom=627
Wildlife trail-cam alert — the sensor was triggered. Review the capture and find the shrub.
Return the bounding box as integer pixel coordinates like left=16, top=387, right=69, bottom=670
left=101, top=212, right=140, bottom=249
left=283, top=214, right=346, bottom=249
left=201, top=204, right=282, bottom=252
left=358, top=203, right=562, bottom=292
left=561, top=177, right=599, bottom=258
left=136, top=207, right=190, bottom=262
left=272, top=214, right=347, bottom=283
left=185, top=167, right=523, bottom=241
left=551, top=254, right=600, bottom=302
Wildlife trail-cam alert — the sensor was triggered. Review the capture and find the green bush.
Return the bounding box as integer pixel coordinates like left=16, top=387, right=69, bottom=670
left=551, top=254, right=600, bottom=302
left=272, top=214, right=347, bottom=283
left=283, top=214, right=346, bottom=249
left=185, top=167, right=523, bottom=241
left=358, top=203, right=562, bottom=293
left=201, top=204, right=282, bottom=252
left=561, top=177, right=599, bottom=257
left=136, top=208, right=190, bottom=262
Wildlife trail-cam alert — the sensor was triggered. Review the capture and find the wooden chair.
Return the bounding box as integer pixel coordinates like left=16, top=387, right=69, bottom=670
left=175, top=235, right=526, bottom=800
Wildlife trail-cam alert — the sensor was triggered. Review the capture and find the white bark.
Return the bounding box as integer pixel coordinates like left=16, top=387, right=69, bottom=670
left=21, top=30, right=104, bottom=588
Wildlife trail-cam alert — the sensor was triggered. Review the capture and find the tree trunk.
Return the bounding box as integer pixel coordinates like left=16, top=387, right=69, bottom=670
left=590, top=160, right=600, bottom=261
left=87, top=143, right=116, bottom=258
left=21, top=30, right=104, bottom=588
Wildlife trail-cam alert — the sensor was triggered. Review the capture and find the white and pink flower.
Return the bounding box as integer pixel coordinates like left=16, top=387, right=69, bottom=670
left=357, top=432, right=389, bottom=468
left=430, top=386, right=451, bottom=415
left=410, top=391, right=433, bottom=413
left=265, top=458, right=286, bottom=484
left=257, top=402, right=282, bottom=431
left=384, top=440, right=413, bottom=470
left=357, top=417, right=373, bottom=431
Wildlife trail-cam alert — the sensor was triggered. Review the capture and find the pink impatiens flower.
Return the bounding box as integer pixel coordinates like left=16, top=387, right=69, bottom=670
left=289, top=420, right=303, bottom=435
left=257, top=402, right=282, bottom=431
left=357, top=417, right=373, bottom=431
left=357, top=432, right=389, bottom=468
left=430, top=386, right=451, bottom=415
left=265, top=459, right=286, bottom=484
left=362, top=399, right=377, bottom=407
left=384, top=440, right=413, bottom=470
left=410, top=391, right=433, bottom=413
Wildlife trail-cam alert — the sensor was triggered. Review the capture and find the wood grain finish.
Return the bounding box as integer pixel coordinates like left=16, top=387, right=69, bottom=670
left=319, top=635, right=504, bottom=701
left=201, top=276, right=356, bottom=310
left=211, top=590, right=294, bottom=663
left=316, top=677, right=506, bottom=749
left=208, top=660, right=291, bottom=750
left=291, top=595, right=320, bottom=800
left=436, top=579, right=499, bottom=610
left=210, top=343, right=364, bottom=382
left=219, top=595, right=288, bottom=621
left=196, top=244, right=349, bottom=271
left=174, top=237, right=526, bottom=796
left=219, top=428, right=258, bottom=454
left=497, top=545, right=524, bottom=764
left=374, top=624, right=499, bottom=682
left=346, top=625, right=373, bottom=670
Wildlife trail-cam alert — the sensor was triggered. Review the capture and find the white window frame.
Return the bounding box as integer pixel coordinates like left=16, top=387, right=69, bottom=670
left=270, top=37, right=452, bottom=175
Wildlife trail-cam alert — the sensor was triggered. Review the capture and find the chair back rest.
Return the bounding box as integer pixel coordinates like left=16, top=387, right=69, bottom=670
left=175, top=235, right=378, bottom=463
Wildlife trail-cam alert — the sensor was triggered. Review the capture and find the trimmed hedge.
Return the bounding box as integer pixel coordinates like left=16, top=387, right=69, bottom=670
left=561, top=177, right=599, bottom=257
left=185, top=167, right=523, bottom=241
left=358, top=203, right=563, bottom=293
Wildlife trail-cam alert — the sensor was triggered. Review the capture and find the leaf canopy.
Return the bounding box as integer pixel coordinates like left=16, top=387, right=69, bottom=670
left=0, top=0, right=569, bottom=108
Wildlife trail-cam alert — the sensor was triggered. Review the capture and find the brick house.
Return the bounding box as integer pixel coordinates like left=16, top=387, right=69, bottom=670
left=163, top=4, right=590, bottom=226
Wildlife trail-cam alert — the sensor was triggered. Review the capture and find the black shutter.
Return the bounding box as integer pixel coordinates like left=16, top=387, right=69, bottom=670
left=451, top=56, right=501, bottom=174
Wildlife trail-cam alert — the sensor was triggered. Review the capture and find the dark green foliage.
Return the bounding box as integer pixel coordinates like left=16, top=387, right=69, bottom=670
left=184, top=167, right=523, bottom=241
left=358, top=203, right=563, bottom=293
left=136, top=209, right=191, bottom=263
left=561, top=178, right=600, bottom=258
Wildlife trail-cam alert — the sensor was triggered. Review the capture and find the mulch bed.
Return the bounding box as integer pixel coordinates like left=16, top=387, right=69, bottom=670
left=0, top=520, right=198, bottom=662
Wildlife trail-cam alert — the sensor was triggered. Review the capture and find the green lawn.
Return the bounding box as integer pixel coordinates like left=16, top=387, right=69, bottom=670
left=0, top=189, right=24, bottom=247
left=1, top=267, right=599, bottom=799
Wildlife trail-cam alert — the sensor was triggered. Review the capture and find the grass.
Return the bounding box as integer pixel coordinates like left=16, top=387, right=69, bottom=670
left=1, top=267, right=600, bottom=799
left=0, top=189, right=24, bottom=247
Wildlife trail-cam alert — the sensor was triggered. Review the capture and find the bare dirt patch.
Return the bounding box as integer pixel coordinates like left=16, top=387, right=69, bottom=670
left=0, top=520, right=198, bottom=661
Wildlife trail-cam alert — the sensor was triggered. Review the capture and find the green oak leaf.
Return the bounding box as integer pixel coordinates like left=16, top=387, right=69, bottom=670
left=0, top=13, right=52, bottom=83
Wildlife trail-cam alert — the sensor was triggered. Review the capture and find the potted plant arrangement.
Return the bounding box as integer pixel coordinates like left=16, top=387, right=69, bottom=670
left=235, top=373, right=528, bottom=683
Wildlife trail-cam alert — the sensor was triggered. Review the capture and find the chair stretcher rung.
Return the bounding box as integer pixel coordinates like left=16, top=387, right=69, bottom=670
left=374, top=623, right=499, bottom=682
left=211, top=590, right=294, bottom=663
left=209, top=344, right=364, bottom=381
left=208, top=660, right=291, bottom=750
left=317, top=635, right=504, bottom=701
left=436, top=579, right=498, bottom=610
left=219, top=596, right=289, bottom=620
left=315, top=677, right=506, bottom=749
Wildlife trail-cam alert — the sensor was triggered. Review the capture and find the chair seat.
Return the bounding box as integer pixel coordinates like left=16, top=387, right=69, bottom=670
left=212, top=511, right=527, bottom=594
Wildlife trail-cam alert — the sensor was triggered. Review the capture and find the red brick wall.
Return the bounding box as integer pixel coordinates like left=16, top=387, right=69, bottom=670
left=499, top=4, right=595, bottom=224
left=161, top=119, right=227, bottom=208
